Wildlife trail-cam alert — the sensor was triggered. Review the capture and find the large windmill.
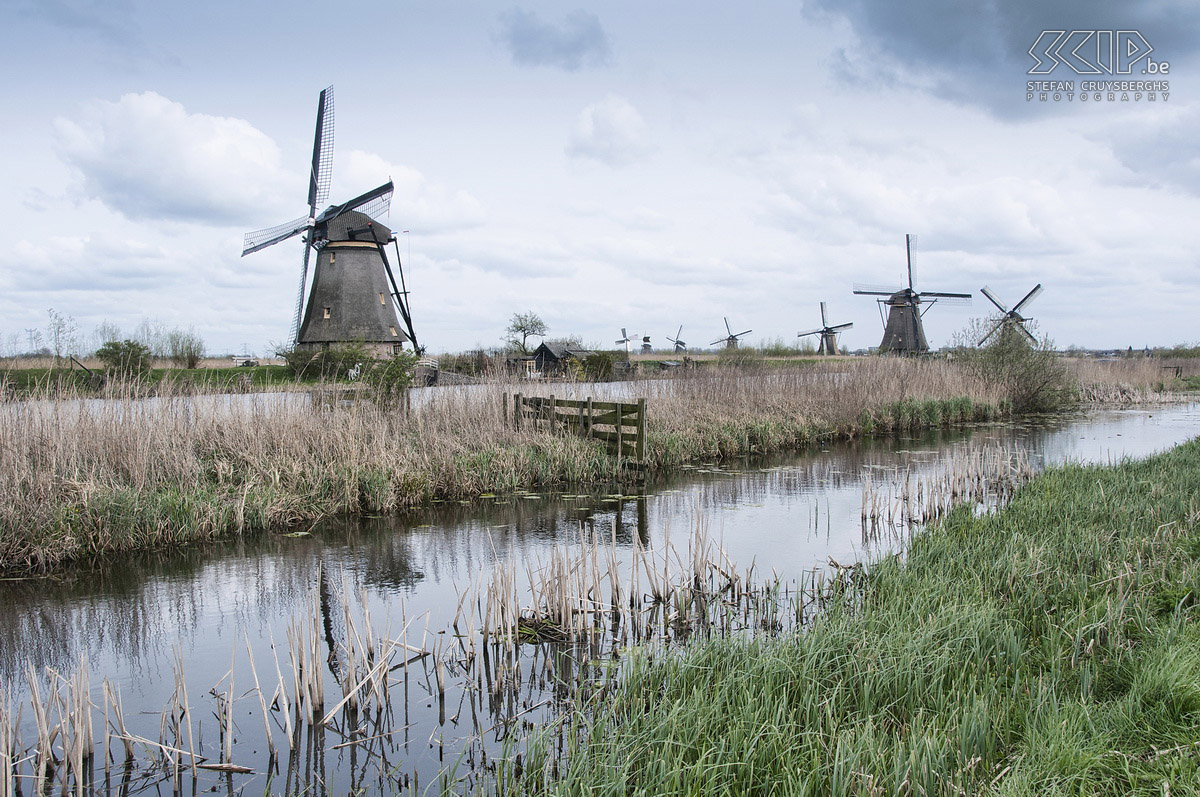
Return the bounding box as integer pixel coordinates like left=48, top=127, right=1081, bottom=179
left=711, top=318, right=752, bottom=349
left=666, top=325, right=687, bottom=353
left=797, top=302, right=853, bottom=355
left=241, top=86, right=420, bottom=357
left=853, top=235, right=970, bottom=354
left=978, top=284, right=1043, bottom=345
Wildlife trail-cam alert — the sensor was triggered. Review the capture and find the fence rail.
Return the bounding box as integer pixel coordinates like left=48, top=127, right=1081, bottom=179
left=508, top=394, right=646, bottom=465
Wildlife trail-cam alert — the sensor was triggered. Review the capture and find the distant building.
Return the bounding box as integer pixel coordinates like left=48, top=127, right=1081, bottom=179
left=533, top=342, right=596, bottom=378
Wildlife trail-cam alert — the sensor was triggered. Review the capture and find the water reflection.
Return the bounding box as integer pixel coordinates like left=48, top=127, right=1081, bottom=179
left=0, top=403, right=1197, bottom=793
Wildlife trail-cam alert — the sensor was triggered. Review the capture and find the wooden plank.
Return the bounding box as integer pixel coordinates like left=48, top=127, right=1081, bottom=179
left=514, top=392, right=522, bottom=431
left=636, top=397, right=646, bottom=462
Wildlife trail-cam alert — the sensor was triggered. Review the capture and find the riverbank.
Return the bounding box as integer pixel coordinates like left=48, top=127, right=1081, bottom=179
left=0, top=357, right=1172, bottom=573
left=512, top=437, right=1200, bottom=795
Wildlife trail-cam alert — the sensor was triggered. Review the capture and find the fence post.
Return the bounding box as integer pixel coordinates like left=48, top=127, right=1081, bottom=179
left=514, top=392, right=522, bottom=431
left=616, top=402, right=624, bottom=463
left=585, top=397, right=593, bottom=438
left=549, top=394, right=556, bottom=432
left=636, top=397, right=646, bottom=463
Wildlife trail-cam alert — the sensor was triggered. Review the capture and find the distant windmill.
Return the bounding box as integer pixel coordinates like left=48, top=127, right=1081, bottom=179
left=666, top=325, right=687, bottom=353
left=241, top=86, right=420, bottom=356
left=640, top=335, right=652, bottom=354
left=853, top=235, right=971, bottom=354
left=797, top=302, right=853, bottom=355
left=711, top=317, right=752, bottom=349
left=978, top=284, right=1043, bottom=345
left=615, top=328, right=633, bottom=353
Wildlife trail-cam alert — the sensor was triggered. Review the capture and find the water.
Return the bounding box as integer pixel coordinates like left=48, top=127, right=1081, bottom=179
left=2, top=403, right=1197, bottom=793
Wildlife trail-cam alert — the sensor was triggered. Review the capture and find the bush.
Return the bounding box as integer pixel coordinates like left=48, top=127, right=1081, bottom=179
left=96, top=340, right=152, bottom=376
left=360, top=353, right=419, bottom=403
left=581, top=352, right=615, bottom=381
left=166, top=328, right=205, bottom=368
left=953, top=322, right=1077, bottom=413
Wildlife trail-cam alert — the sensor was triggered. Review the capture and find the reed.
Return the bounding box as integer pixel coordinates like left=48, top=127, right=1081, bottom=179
left=506, top=438, right=1200, bottom=795
left=0, top=358, right=1029, bottom=572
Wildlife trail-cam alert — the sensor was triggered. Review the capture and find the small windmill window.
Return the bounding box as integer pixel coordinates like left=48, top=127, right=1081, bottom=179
left=379, top=293, right=386, bottom=305
left=323, top=307, right=331, bottom=319
left=329, top=253, right=336, bottom=264
left=389, top=326, right=398, bottom=337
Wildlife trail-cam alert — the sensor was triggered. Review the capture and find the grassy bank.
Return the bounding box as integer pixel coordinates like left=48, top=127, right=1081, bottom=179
left=511, top=439, right=1200, bottom=795
left=0, top=356, right=1173, bottom=572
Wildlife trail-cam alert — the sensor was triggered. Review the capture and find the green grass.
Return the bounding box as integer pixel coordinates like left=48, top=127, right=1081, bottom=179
left=510, top=438, right=1200, bottom=795
left=1, top=364, right=321, bottom=394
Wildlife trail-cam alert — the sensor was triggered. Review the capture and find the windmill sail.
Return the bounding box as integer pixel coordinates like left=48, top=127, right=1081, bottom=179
left=239, top=86, right=417, bottom=355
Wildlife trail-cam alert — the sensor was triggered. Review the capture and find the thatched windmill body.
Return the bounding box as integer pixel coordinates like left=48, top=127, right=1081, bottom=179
left=798, top=302, right=853, bottom=355
left=241, top=86, right=420, bottom=357
left=853, top=235, right=970, bottom=354
left=978, top=284, right=1043, bottom=345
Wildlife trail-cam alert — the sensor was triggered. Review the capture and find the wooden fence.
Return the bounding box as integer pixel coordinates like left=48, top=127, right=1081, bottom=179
left=509, top=394, right=646, bottom=465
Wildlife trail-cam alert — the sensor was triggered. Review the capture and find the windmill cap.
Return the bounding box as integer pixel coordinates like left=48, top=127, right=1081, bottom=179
left=320, top=210, right=393, bottom=244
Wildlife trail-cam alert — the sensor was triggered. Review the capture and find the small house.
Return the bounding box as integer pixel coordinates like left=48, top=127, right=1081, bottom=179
left=532, top=342, right=595, bottom=378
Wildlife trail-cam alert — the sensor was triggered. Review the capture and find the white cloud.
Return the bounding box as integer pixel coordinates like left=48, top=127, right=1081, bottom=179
left=55, top=92, right=296, bottom=225
left=566, top=95, right=652, bottom=167
left=336, top=150, right=486, bottom=234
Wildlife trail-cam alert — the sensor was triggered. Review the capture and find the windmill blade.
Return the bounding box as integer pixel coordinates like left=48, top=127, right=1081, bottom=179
left=710, top=337, right=726, bottom=346
left=317, top=180, right=394, bottom=223
left=1011, top=283, right=1043, bottom=314
left=797, top=328, right=823, bottom=338
left=820, top=301, right=828, bottom=327
left=307, top=86, right=335, bottom=211
left=829, top=322, right=854, bottom=332
left=853, top=282, right=901, bottom=294
left=979, top=285, right=1008, bottom=312
left=676, top=325, right=683, bottom=340
left=241, top=214, right=311, bottom=256
left=905, top=234, right=916, bottom=291
left=978, top=317, right=1007, bottom=346
left=734, top=329, right=752, bottom=338
left=724, top=317, right=733, bottom=336
left=921, top=291, right=972, bottom=299
left=289, top=243, right=314, bottom=343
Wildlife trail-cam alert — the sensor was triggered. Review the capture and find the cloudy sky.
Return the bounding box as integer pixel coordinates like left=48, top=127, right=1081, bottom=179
left=3, top=0, right=1198, bottom=355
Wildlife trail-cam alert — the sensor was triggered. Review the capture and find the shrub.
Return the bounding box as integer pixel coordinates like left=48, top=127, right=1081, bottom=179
left=581, top=352, right=615, bottom=381
left=953, top=322, right=1077, bottom=413
left=96, top=339, right=152, bottom=376
left=166, top=328, right=205, bottom=369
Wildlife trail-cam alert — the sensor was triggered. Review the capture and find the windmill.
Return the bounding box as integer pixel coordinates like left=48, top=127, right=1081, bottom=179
left=666, top=325, right=687, bottom=353
left=853, top=235, right=970, bottom=354
left=711, top=317, right=752, bottom=349
left=241, top=86, right=420, bottom=356
left=978, top=284, right=1042, bottom=345
left=797, top=302, right=853, bottom=355
left=615, top=328, right=633, bottom=353
left=640, top=335, right=652, bottom=354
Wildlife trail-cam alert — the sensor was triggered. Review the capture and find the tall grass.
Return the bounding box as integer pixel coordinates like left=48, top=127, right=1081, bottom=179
left=508, top=438, right=1200, bottom=795
left=0, top=356, right=1170, bottom=572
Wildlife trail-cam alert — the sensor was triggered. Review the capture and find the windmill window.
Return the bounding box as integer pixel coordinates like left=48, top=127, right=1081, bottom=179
left=329, top=253, right=336, bottom=264
left=323, top=307, right=331, bottom=319
left=379, top=293, right=386, bottom=305
left=390, top=326, right=398, bottom=337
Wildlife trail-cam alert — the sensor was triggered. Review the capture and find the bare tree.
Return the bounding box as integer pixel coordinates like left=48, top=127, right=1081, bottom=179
left=504, top=311, right=549, bottom=355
